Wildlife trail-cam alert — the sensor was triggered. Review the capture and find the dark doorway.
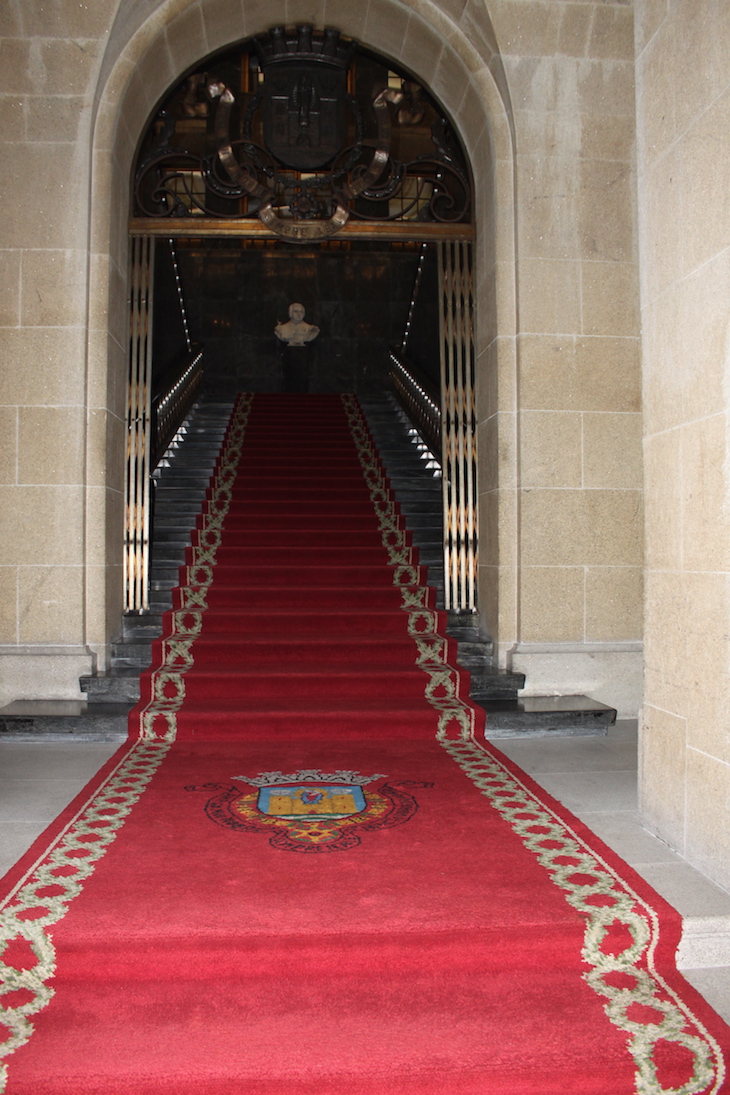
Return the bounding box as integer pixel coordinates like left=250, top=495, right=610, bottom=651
left=152, top=238, right=440, bottom=399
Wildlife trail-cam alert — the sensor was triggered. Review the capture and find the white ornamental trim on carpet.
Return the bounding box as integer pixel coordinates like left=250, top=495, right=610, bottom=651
left=0, top=397, right=250, bottom=1088
left=342, top=394, right=725, bottom=1095
left=138, top=394, right=253, bottom=743
left=0, top=740, right=169, bottom=1092
left=443, top=737, right=726, bottom=1095
left=342, top=395, right=475, bottom=742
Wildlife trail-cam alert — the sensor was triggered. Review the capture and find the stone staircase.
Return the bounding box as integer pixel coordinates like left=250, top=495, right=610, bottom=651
left=103, top=400, right=234, bottom=678
left=0, top=400, right=234, bottom=741
left=359, top=393, right=616, bottom=737
left=0, top=391, right=615, bottom=741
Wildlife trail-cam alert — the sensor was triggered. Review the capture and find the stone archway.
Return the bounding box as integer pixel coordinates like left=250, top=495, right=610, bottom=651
left=86, top=0, right=518, bottom=667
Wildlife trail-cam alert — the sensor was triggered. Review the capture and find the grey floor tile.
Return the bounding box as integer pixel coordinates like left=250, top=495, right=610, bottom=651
left=495, top=735, right=637, bottom=774
left=0, top=741, right=120, bottom=779
left=531, top=768, right=638, bottom=815
left=637, top=863, right=730, bottom=919
left=0, top=822, right=51, bottom=879
left=577, top=810, right=684, bottom=867
left=681, top=967, right=730, bottom=1024
left=609, top=718, right=639, bottom=741
left=0, top=779, right=104, bottom=823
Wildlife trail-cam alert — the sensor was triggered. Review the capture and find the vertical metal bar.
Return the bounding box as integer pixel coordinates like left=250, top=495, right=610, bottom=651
left=462, top=241, right=477, bottom=611
left=438, top=240, right=478, bottom=615
left=437, top=242, right=448, bottom=608
left=454, top=242, right=467, bottom=610
left=140, top=237, right=154, bottom=609
left=125, top=235, right=154, bottom=612
left=438, top=242, right=455, bottom=611
left=126, top=236, right=142, bottom=612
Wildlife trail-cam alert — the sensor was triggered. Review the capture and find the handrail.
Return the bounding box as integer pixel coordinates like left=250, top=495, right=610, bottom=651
left=151, top=346, right=204, bottom=469
left=388, top=352, right=442, bottom=460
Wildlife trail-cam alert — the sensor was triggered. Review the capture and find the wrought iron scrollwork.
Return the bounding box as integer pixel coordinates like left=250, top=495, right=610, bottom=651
left=132, top=26, right=472, bottom=240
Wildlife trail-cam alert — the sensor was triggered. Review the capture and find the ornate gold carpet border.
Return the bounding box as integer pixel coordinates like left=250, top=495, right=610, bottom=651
left=343, top=395, right=725, bottom=1095
left=0, top=740, right=168, bottom=1091
left=443, top=738, right=725, bottom=1095
left=342, top=394, right=475, bottom=743
left=137, top=395, right=253, bottom=743
left=0, top=398, right=254, bottom=1090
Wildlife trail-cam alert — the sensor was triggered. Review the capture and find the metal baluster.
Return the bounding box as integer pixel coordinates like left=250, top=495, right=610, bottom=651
left=125, top=235, right=154, bottom=612
left=438, top=241, right=477, bottom=614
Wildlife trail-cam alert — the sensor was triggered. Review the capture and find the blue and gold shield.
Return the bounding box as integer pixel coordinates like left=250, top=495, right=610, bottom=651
left=257, top=783, right=366, bottom=821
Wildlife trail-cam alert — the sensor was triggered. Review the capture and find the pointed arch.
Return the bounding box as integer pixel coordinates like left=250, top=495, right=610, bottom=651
left=86, top=0, right=518, bottom=658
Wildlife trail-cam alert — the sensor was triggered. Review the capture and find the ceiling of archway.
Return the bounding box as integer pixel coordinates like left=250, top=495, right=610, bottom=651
left=131, top=24, right=473, bottom=243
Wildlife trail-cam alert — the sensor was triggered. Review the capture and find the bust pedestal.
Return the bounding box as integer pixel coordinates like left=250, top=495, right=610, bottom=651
left=281, top=344, right=311, bottom=392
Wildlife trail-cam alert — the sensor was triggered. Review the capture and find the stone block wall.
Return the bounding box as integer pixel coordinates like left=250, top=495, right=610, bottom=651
left=482, top=1, right=643, bottom=716
left=0, top=0, right=120, bottom=701
left=636, top=0, right=730, bottom=891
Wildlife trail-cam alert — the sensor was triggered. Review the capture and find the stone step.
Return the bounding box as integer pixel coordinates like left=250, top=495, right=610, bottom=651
left=455, top=638, right=496, bottom=665
left=468, top=666, right=527, bottom=698
left=153, top=504, right=208, bottom=519
left=122, top=612, right=164, bottom=639
left=150, top=547, right=188, bottom=563
left=479, top=695, right=617, bottom=737
left=150, top=528, right=195, bottom=542
left=111, top=639, right=154, bottom=670
left=80, top=669, right=141, bottom=704
left=389, top=480, right=441, bottom=496
left=153, top=512, right=203, bottom=526
left=414, top=549, right=443, bottom=566
left=155, top=487, right=210, bottom=499
left=150, top=574, right=180, bottom=590
left=154, top=475, right=213, bottom=489
left=398, top=500, right=444, bottom=517
left=0, top=700, right=131, bottom=742
left=156, top=464, right=217, bottom=475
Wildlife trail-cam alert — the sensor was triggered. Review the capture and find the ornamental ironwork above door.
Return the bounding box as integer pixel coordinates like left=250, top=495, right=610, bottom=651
left=133, top=26, right=472, bottom=242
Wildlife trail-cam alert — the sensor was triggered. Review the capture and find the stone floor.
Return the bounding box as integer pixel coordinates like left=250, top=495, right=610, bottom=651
left=1, top=721, right=729, bottom=1022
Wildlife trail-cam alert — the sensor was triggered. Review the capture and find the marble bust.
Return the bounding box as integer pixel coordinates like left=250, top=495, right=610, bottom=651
left=274, top=303, right=320, bottom=347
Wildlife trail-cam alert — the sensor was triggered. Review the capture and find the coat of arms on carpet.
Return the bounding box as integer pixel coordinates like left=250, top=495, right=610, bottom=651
left=186, top=770, right=432, bottom=852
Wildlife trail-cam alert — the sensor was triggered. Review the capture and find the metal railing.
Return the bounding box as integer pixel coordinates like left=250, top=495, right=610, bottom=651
left=125, top=234, right=203, bottom=612
left=389, top=352, right=442, bottom=460
left=151, top=348, right=203, bottom=468
left=126, top=236, right=155, bottom=614
left=125, top=345, right=203, bottom=613
left=437, top=239, right=478, bottom=613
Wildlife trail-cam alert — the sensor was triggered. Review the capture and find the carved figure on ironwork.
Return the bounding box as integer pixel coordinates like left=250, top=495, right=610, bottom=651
left=274, top=303, right=320, bottom=346
left=181, top=74, right=211, bottom=118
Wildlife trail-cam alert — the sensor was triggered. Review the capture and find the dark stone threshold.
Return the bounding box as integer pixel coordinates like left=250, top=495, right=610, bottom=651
left=479, top=695, right=616, bottom=738
left=0, top=700, right=131, bottom=742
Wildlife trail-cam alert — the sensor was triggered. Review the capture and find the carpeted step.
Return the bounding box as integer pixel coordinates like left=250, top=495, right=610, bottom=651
left=218, top=513, right=384, bottom=531
left=216, top=529, right=412, bottom=548
left=181, top=669, right=437, bottom=702
left=194, top=585, right=408, bottom=611
left=192, top=611, right=421, bottom=638
left=182, top=637, right=426, bottom=670
left=194, top=546, right=402, bottom=567
left=171, top=698, right=453, bottom=739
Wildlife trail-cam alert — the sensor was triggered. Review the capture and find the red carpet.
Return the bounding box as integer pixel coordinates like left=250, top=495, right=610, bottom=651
left=1, top=393, right=728, bottom=1093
